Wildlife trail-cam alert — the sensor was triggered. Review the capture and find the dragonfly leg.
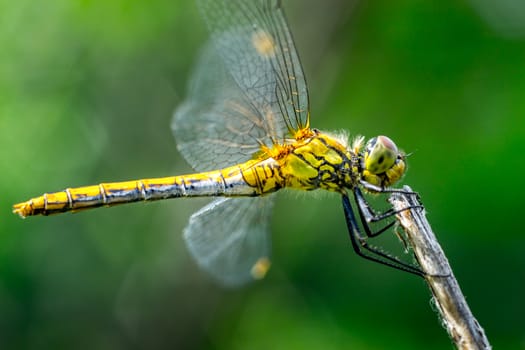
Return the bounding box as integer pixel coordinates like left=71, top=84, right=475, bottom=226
left=341, top=193, right=425, bottom=277
left=359, top=180, right=421, bottom=197
left=353, top=187, right=422, bottom=238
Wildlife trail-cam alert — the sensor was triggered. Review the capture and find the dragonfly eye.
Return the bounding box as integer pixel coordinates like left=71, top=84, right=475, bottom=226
left=364, top=135, right=398, bottom=174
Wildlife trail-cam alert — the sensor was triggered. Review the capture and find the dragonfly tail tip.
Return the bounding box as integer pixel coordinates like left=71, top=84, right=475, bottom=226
left=12, top=202, right=31, bottom=218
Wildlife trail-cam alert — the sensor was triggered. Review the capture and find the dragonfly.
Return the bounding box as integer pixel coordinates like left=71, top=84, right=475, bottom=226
left=13, top=0, right=423, bottom=286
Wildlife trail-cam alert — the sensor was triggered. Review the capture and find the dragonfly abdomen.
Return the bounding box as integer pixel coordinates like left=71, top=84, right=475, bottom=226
left=13, top=158, right=282, bottom=217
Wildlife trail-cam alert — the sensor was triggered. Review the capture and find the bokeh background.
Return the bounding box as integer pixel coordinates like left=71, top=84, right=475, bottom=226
left=1, top=0, right=524, bottom=348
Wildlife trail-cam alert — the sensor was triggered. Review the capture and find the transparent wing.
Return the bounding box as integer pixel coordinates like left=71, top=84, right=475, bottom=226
left=172, top=41, right=273, bottom=171
left=183, top=197, right=273, bottom=287
left=198, top=0, right=310, bottom=135
left=172, top=0, right=310, bottom=172
left=174, top=0, right=305, bottom=285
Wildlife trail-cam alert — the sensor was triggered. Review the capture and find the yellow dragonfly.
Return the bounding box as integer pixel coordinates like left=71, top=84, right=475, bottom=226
left=13, top=0, right=422, bottom=286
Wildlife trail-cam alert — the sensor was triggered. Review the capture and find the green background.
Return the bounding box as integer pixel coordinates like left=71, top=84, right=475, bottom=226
left=1, top=0, right=524, bottom=348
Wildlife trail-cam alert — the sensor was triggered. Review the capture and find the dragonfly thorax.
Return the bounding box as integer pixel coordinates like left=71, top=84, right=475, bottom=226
left=276, top=131, right=355, bottom=192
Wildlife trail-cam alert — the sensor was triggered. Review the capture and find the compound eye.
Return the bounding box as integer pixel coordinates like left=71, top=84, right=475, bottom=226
left=364, top=135, right=398, bottom=174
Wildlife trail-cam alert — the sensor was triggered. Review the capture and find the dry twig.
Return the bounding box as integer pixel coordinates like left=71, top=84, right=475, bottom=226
left=389, top=186, right=491, bottom=350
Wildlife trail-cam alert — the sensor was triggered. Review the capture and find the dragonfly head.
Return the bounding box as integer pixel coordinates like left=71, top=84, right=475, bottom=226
left=361, top=135, right=406, bottom=188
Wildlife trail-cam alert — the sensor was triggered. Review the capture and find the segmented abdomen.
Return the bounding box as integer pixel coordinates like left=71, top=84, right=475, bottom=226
left=13, top=158, right=282, bottom=217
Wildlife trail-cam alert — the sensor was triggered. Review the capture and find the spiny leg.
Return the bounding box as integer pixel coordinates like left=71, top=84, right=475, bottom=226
left=354, top=186, right=423, bottom=238
left=341, top=193, right=425, bottom=277
left=359, top=180, right=420, bottom=195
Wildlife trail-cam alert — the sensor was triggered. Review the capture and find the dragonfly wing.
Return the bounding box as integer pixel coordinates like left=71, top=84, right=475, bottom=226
left=198, top=0, right=310, bottom=135
left=183, top=197, right=273, bottom=287
left=173, top=0, right=310, bottom=172
left=173, top=41, right=272, bottom=172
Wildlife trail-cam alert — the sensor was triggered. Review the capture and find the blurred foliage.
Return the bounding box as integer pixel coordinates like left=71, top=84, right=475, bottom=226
left=1, top=0, right=524, bottom=349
